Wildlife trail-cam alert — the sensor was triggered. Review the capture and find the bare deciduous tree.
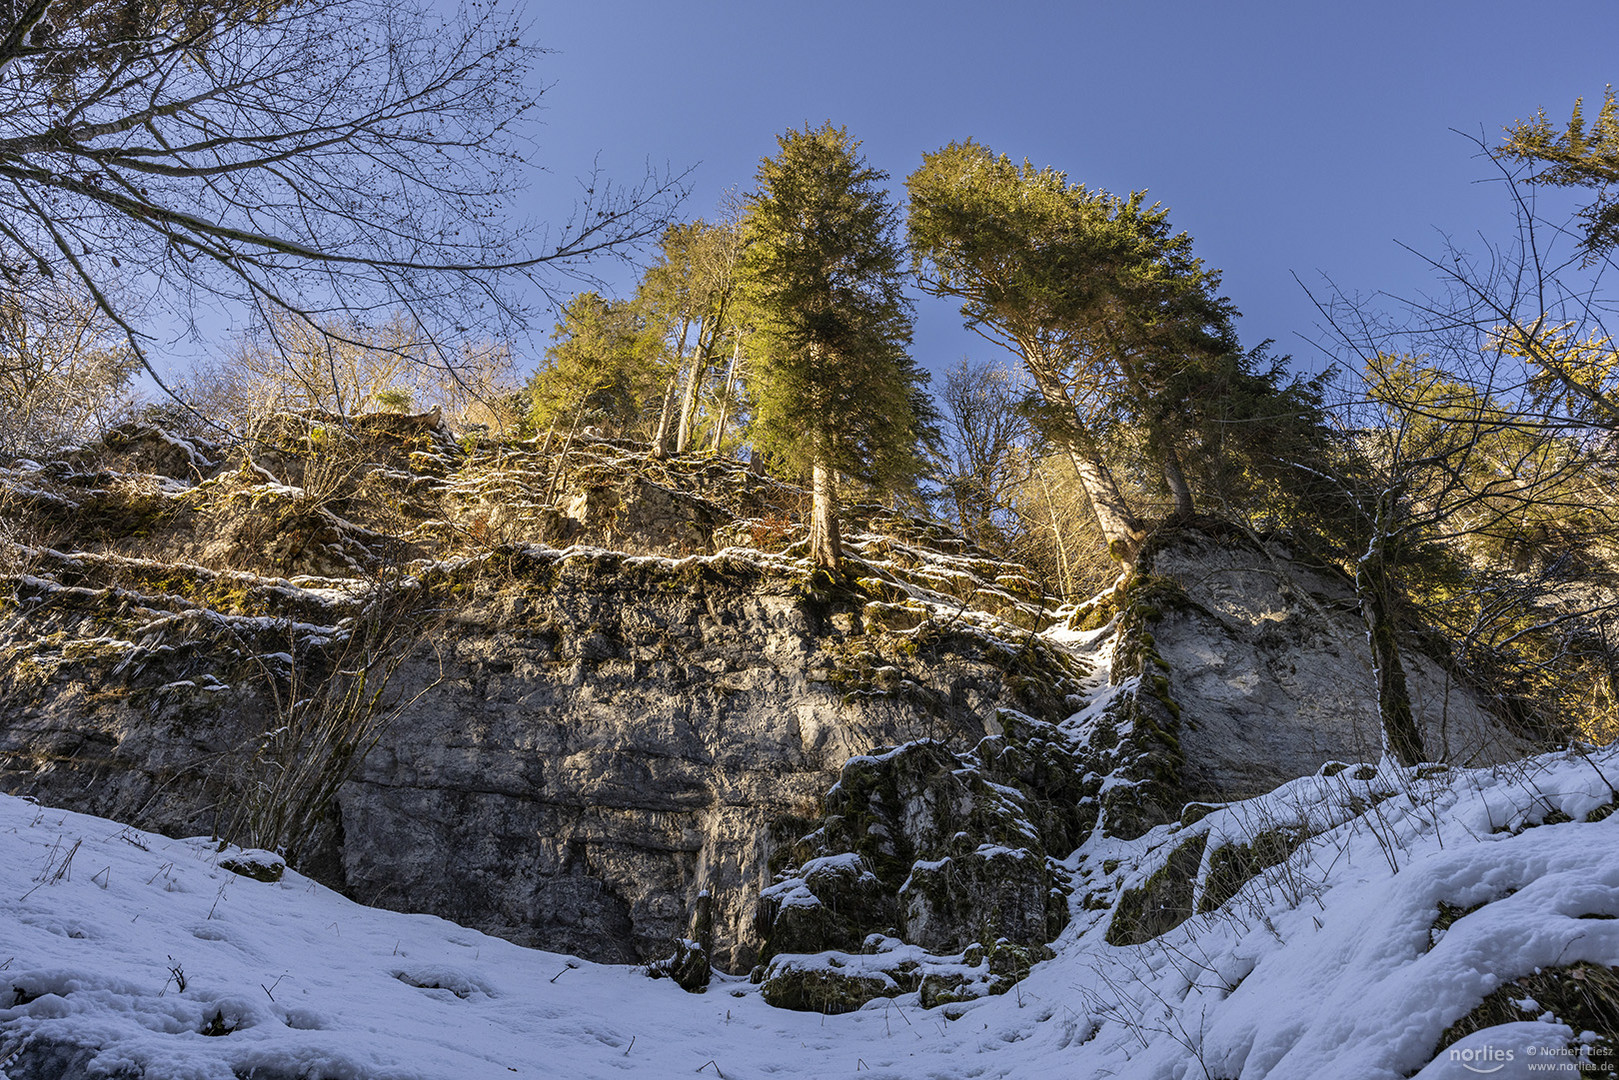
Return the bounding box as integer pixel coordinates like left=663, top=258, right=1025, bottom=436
left=1308, top=152, right=1619, bottom=761
left=0, top=276, right=137, bottom=454
left=0, top=0, right=682, bottom=397
left=933, top=357, right=1033, bottom=550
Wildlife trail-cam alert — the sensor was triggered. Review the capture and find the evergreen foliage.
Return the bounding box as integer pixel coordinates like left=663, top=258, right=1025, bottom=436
left=741, top=122, right=931, bottom=568
left=906, top=140, right=1332, bottom=560
left=1500, top=86, right=1619, bottom=257
left=528, top=292, right=656, bottom=438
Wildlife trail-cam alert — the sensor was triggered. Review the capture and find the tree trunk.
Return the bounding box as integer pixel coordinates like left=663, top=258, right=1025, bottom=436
left=537, top=413, right=560, bottom=459
left=1357, top=542, right=1426, bottom=766
left=808, top=456, right=841, bottom=570
left=678, top=291, right=731, bottom=454
left=650, top=371, right=680, bottom=458
left=1162, top=443, right=1195, bottom=520
left=952, top=483, right=975, bottom=545
left=652, top=317, right=692, bottom=457
left=708, top=335, right=743, bottom=454
left=1066, top=442, right=1146, bottom=565
left=1025, top=356, right=1145, bottom=566
left=675, top=314, right=708, bottom=454
left=545, top=394, right=591, bottom=505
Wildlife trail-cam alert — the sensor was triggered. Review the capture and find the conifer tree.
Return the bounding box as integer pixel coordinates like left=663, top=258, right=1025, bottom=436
left=528, top=292, right=654, bottom=444
left=1500, top=86, right=1619, bottom=257
left=741, top=123, right=928, bottom=571
left=907, top=140, right=1326, bottom=566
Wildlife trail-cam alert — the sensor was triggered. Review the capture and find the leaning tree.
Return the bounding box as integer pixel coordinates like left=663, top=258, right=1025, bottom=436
left=906, top=140, right=1319, bottom=567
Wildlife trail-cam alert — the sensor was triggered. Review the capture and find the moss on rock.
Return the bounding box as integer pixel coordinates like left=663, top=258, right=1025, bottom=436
left=1197, top=825, right=1311, bottom=914
left=757, top=958, right=906, bottom=1014
left=1106, top=834, right=1208, bottom=946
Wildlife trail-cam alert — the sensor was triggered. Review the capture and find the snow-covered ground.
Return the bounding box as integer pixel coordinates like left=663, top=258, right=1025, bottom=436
left=2, top=745, right=1616, bottom=1079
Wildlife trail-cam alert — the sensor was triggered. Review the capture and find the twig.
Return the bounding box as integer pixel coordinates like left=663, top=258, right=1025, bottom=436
left=163, top=956, right=186, bottom=996
left=20, top=836, right=81, bottom=899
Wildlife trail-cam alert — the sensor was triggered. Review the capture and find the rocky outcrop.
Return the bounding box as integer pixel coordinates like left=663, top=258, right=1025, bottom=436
left=0, top=535, right=1083, bottom=974
left=1075, top=524, right=1530, bottom=839
left=748, top=710, right=1086, bottom=1010
left=0, top=425, right=1547, bottom=1002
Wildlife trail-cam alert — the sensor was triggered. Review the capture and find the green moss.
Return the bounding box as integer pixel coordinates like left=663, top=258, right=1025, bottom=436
left=61, top=638, right=134, bottom=662
left=1146, top=674, right=1181, bottom=719
left=219, top=854, right=285, bottom=883
left=1097, top=684, right=1186, bottom=840
left=993, top=574, right=1044, bottom=603
left=1122, top=575, right=1194, bottom=624
left=2, top=651, right=53, bottom=687
left=96, top=565, right=277, bottom=617
left=918, top=971, right=977, bottom=1008
left=1106, top=834, right=1208, bottom=946
left=856, top=576, right=910, bottom=604
left=1179, top=802, right=1222, bottom=827
left=646, top=938, right=711, bottom=993
left=1198, top=826, right=1310, bottom=914
left=758, top=961, right=899, bottom=1014
left=1081, top=890, right=1112, bottom=911
left=1069, top=590, right=1123, bottom=632
left=1111, top=575, right=1192, bottom=690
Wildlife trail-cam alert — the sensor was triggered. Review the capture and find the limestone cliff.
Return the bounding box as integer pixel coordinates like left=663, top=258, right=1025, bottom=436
left=0, top=421, right=1531, bottom=1001
left=1072, top=523, right=1529, bottom=841
left=0, top=421, right=1088, bottom=976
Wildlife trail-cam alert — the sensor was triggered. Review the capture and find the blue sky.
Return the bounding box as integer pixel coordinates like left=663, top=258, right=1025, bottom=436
left=515, top=0, right=1619, bottom=382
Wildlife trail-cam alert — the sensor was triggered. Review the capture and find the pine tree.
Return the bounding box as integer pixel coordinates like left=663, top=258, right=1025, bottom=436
left=1500, top=86, right=1619, bottom=257
left=741, top=123, right=928, bottom=571
left=528, top=292, right=655, bottom=443
left=907, top=140, right=1325, bottom=565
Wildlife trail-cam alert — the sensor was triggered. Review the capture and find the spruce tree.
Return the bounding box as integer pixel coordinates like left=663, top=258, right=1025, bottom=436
left=1500, top=87, right=1619, bottom=257
left=528, top=292, right=655, bottom=442
left=742, top=123, right=928, bottom=571
left=907, top=140, right=1327, bottom=565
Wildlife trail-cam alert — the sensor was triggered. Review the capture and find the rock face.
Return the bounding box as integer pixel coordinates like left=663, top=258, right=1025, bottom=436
left=0, top=543, right=1082, bottom=975
left=340, top=549, right=1080, bottom=972
left=754, top=712, right=1087, bottom=957
left=0, top=425, right=1539, bottom=994
left=1144, top=528, right=1525, bottom=798
left=1076, top=525, right=1530, bottom=840
left=747, top=711, right=1087, bottom=1011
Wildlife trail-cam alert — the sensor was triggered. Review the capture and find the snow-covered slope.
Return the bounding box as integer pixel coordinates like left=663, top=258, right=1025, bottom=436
left=3, top=746, right=1615, bottom=1079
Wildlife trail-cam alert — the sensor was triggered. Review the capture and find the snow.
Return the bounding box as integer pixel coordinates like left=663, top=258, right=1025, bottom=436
left=2, top=748, right=1616, bottom=1078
